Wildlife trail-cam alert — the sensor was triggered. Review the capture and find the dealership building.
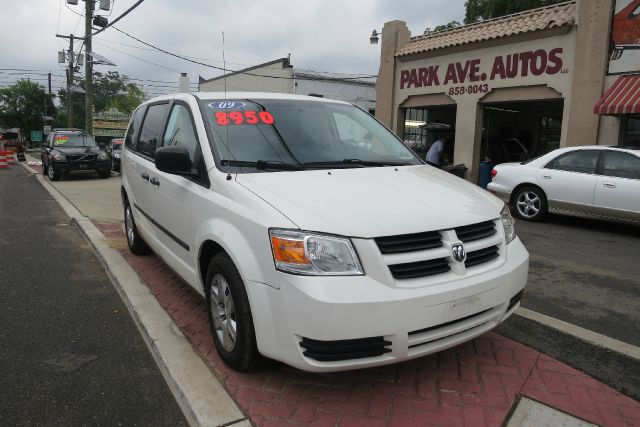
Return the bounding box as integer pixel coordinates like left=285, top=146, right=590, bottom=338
left=375, top=0, right=640, bottom=181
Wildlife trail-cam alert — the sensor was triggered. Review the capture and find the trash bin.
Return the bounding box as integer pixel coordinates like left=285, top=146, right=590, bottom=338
left=479, top=160, right=492, bottom=189
left=442, top=164, right=467, bottom=178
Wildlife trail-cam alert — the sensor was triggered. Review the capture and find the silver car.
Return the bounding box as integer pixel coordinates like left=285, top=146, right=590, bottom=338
left=488, top=146, right=640, bottom=223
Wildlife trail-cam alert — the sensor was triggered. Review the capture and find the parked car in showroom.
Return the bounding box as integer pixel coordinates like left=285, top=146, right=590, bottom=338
left=41, top=129, right=111, bottom=181
left=121, top=92, right=528, bottom=372
left=488, top=146, right=640, bottom=222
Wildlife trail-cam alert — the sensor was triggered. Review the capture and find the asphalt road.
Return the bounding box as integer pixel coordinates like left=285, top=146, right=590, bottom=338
left=0, top=166, right=186, bottom=426
left=515, top=214, right=640, bottom=346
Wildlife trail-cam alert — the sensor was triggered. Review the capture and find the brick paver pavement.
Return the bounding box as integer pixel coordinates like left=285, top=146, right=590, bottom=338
left=93, top=220, right=640, bottom=426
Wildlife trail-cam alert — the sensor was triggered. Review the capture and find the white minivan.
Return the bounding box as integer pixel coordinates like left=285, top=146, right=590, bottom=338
left=121, top=92, right=529, bottom=372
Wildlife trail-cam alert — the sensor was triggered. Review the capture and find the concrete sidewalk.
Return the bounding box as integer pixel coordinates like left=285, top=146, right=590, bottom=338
left=19, top=156, right=640, bottom=426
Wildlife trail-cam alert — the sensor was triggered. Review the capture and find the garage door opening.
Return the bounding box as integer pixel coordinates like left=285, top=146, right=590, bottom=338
left=402, top=105, right=456, bottom=163
left=481, top=99, right=564, bottom=165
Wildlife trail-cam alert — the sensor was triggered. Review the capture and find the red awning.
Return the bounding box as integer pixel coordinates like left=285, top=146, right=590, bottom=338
left=594, top=75, right=640, bottom=115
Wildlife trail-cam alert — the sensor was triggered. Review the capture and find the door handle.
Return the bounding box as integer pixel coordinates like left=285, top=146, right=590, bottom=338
left=541, top=174, right=552, bottom=179
left=603, top=183, right=616, bottom=188
left=149, top=177, right=160, bottom=186
left=141, top=172, right=149, bottom=181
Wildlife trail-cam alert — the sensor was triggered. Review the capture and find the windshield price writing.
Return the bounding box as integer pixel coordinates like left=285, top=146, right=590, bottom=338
left=214, top=111, right=275, bottom=126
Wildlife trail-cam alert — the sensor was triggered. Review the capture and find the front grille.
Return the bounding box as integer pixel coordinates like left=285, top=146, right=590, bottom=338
left=388, top=257, right=450, bottom=279
left=408, top=308, right=493, bottom=346
left=465, top=245, right=499, bottom=268
left=507, top=290, right=524, bottom=312
left=375, top=231, right=442, bottom=254
left=67, top=154, right=96, bottom=162
left=300, top=336, right=391, bottom=362
left=455, top=220, right=496, bottom=242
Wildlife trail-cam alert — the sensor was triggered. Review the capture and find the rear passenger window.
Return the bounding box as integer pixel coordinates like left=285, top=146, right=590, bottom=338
left=125, top=106, right=146, bottom=150
left=138, top=103, right=169, bottom=158
left=162, top=104, right=199, bottom=162
left=545, top=150, right=599, bottom=174
left=601, top=151, right=640, bottom=179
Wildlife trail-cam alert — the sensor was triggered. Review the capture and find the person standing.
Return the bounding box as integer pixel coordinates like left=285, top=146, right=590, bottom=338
left=426, top=136, right=445, bottom=166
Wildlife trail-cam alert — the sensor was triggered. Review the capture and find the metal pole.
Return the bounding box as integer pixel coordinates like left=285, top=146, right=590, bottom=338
left=68, top=34, right=74, bottom=128
left=85, top=0, right=93, bottom=135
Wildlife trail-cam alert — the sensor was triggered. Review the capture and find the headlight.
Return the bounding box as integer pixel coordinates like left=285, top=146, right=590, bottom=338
left=52, top=152, right=66, bottom=161
left=113, top=152, right=121, bottom=159
left=501, top=204, right=516, bottom=244
left=98, top=152, right=108, bottom=160
left=269, top=229, right=364, bottom=275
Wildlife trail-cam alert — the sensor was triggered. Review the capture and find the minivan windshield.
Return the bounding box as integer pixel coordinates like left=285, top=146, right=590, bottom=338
left=199, top=99, right=422, bottom=171
left=53, top=133, right=98, bottom=147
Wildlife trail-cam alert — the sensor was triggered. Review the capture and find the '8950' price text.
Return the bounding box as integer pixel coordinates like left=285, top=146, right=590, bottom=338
left=448, top=84, right=489, bottom=96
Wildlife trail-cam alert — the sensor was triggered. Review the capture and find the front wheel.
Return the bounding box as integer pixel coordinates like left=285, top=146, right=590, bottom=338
left=47, top=164, right=60, bottom=181
left=124, top=199, right=151, bottom=255
left=206, top=253, right=260, bottom=371
left=513, top=186, right=547, bottom=221
left=98, top=170, right=111, bottom=179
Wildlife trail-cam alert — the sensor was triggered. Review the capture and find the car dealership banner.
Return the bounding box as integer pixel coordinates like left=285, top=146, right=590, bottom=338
left=92, top=108, right=130, bottom=137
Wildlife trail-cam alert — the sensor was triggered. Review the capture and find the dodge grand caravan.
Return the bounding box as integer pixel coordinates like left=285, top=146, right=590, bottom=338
left=121, top=92, right=529, bottom=372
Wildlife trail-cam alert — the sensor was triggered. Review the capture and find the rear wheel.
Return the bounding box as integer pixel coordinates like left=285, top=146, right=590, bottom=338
left=513, top=186, right=547, bottom=221
left=98, top=170, right=111, bottom=179
left=205, top=253, right=260, bottom=371
left=42, top=160, right=48, bottom=175
left=124, top=198, right=151, bottom=255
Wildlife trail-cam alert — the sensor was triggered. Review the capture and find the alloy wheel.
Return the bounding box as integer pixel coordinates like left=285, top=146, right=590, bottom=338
left=209, top=274, right=237, bottom=352
left=516, top=191, right=541, bottom=219
left=125, top=206, right=135, bottom=245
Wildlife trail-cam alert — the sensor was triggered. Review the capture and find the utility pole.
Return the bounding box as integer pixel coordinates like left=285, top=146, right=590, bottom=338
left=67, top=34, right=75, bottom=128
left=85, top=0, right=94, bottom=135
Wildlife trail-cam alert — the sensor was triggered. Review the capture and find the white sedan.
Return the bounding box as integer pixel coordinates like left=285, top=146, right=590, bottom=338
left=488, top=146, right=640, bottom=223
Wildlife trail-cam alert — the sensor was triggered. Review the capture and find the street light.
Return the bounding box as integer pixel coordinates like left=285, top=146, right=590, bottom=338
left=370, top=29, right=381, bottom=45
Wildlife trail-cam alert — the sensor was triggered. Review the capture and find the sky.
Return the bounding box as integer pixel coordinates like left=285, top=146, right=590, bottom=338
left=0, top=0, right=465, bottom=99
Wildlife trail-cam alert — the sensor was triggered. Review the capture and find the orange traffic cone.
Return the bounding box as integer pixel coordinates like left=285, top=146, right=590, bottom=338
left=0, top=151, right=8, bottom=169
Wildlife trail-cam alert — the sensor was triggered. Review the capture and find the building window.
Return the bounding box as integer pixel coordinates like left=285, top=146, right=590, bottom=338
left=622, top=115, right=640, bottom=148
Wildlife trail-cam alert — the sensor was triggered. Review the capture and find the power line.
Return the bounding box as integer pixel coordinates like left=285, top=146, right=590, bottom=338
left=109, top=26, right=377, bottom=83
left=92, top=0, right=145, bottom=36
left=93, top=40, right=181, bottom=72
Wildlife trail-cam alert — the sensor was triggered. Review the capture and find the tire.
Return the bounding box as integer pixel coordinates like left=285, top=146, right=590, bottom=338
left=205, top=253, right=260, bottom=371
left=512, top=186, right=547, bottom=221
left=47, top=163, right=60, bottom=181
left=42, top=160, right=48, bottom=175
left=98, top=170, right=111, bottom=179
left=124, top=198, right=151, bottom=255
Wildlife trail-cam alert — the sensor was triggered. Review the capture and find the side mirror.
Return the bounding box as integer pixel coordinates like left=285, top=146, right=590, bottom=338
left=155, top=145, right=193, bottom=175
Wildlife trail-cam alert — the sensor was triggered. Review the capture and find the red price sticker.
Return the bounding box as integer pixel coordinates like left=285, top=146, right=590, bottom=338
left=214, top=111, right=274, bottom=126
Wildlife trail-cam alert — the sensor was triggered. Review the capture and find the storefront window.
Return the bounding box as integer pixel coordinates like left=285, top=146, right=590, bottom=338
left=402, top=107, right=456, bottom=163
left=622, top=115, right=640, bottom=148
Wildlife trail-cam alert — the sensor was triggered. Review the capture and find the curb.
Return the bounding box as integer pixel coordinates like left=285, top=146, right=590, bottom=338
left=19, top=161, right=248, bottom=427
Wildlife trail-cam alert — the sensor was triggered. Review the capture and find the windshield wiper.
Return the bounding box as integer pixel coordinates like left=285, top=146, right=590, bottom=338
left=303, top=159, right=412, bottom=168
left=221, top=160, right=303, bottom=171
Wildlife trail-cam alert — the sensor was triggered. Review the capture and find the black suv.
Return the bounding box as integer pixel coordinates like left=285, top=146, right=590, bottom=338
left=41, top=129, right=111, bottom=181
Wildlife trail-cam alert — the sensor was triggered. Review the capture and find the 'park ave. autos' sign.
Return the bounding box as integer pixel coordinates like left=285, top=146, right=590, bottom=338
left=92, top=107, right=130, bottom=138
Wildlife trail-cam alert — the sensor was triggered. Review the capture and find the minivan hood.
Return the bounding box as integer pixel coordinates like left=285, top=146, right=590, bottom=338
left=236, top=165, right=503, bottom=238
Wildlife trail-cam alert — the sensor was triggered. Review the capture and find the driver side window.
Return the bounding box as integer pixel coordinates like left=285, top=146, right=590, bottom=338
left=162, top=104, right=199, bottom=162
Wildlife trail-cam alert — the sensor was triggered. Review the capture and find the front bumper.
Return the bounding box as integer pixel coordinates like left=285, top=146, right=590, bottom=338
left=52, top=160, right=110, bottom=174
left=249, top=237, right=529, bottom=372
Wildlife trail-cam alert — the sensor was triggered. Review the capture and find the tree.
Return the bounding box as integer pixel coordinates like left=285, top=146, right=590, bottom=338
left=464, top=0, right=567, bottom=24
left=0, top=80, right=55, bottom=140
left=55, top=71, right=144, bottom=129
left=430, top=20, right=462, bottom=33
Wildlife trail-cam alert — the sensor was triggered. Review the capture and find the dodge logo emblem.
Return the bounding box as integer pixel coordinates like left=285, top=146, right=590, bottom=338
left=451, top=243, right=466, bottom=263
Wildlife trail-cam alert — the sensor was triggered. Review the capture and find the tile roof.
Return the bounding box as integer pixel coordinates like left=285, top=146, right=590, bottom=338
left=397, top=1, right=576, bottom=57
